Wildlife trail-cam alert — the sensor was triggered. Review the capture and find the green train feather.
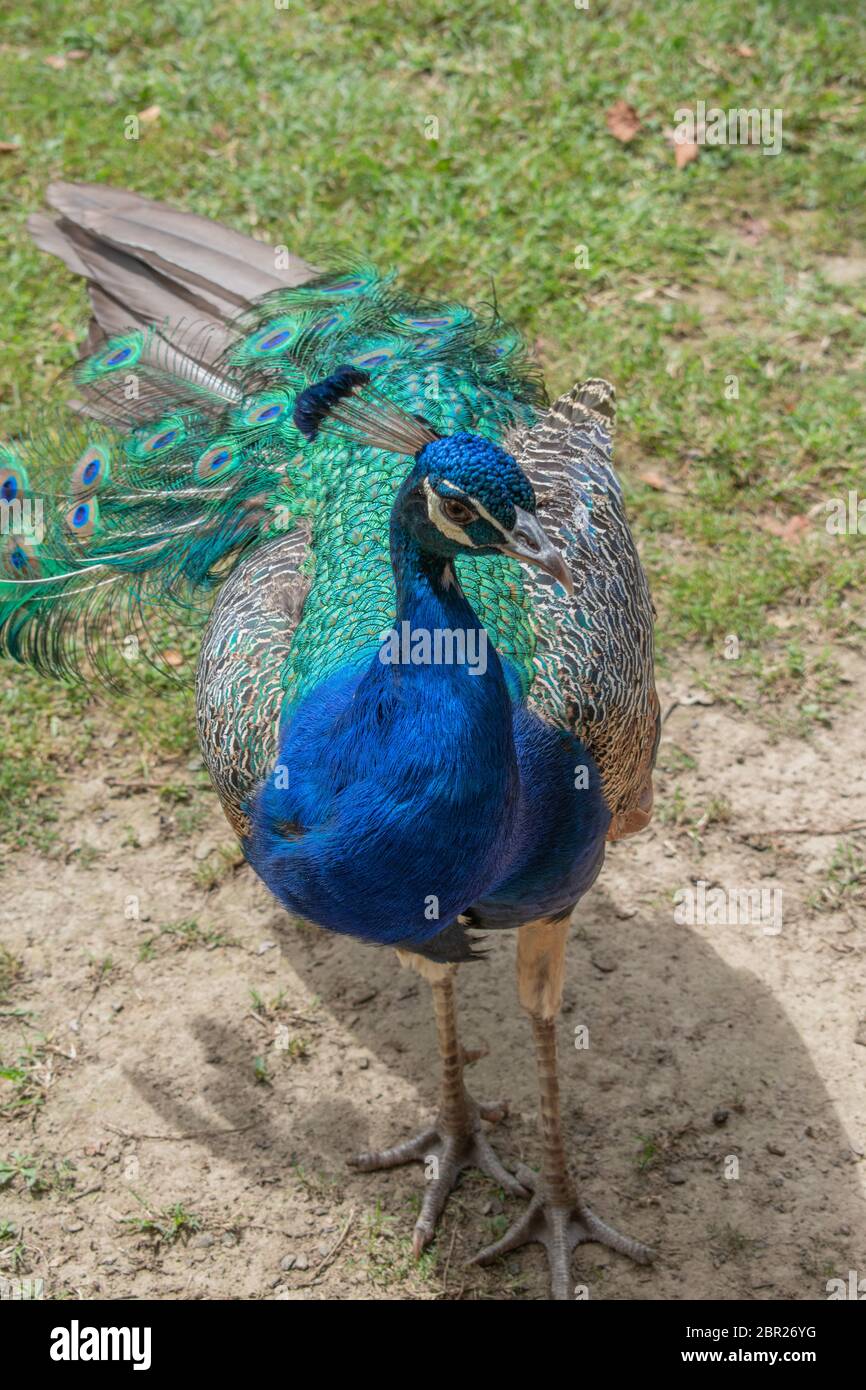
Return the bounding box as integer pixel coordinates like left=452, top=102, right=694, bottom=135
left=0, top=270, right=544, bottom=697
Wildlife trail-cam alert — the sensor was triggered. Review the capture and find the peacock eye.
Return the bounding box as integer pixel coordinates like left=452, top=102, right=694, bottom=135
left=442, top=498, right=475, bottom=526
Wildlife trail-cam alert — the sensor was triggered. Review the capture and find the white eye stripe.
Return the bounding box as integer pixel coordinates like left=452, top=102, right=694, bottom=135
left=422, top=478, right=512, bottom=547
left=470, top=497, right=511, bottom=537
left=423, top=478, right=469, bottom=544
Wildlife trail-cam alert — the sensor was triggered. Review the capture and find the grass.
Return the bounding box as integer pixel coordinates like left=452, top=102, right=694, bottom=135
left=137, top=917, right=228, bottom=960
left=0, top=1041, right=53, bottom=1117
left=1, top=0, right=865, bottom=839
left=356, top=1201, right=438, bottom=1291
left=122, top=1195, right=203, bottom=1245
left=0, top=1220, right=31, bottom=1275
left=0, top=1153, right=46, bottom=1192
left=809, top=840, right=866, bottom=914
left=0, top=1152, right=76, bottom=1194
left=0, top=948, right=23, bottom=1000
left=709, top=1222, right=761, bottom=1263
left=636, top=1134, right=659, bottom=1172
left=194, top=844, right=244, bottom=891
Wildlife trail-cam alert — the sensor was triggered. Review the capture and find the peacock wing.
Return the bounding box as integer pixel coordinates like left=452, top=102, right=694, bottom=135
left=511, top=380, right=660, bottom=839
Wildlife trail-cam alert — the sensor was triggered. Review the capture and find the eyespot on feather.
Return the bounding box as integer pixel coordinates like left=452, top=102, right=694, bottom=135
left=347, top=346, right=399, bottom=370
left=194, top=440, right=240, bottom=481
left=313, top=275, right=367, bottom=293
left=0, top=463, right=30, bottom=504
left=1, top=534, right=42, bottom=580
left=65, top=498, right=100, bottom=538
left=393, top=307, right=470, bottom=333
left=81, top=332, right=144, bottom=380
left=249, top=320, right=296, bottom=355
left=71, top=444, right=111, bottom=497
left=127, top=416, right=187, bottom=460
left=237, top=394, right=290, bottom=429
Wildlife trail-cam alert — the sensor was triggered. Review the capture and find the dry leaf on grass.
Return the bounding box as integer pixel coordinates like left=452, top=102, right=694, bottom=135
left=0, top=141, right=21, bottom=154
left=162, top=649, right=184, bottom=668
left=65, top=49, right=89, bottom=61
left=639, top=470, right=672, bottom=491
left=758, top=514, right=811, bottom=543
left=605, top=100, right=641, bottom=143
left=138, top=105, right=161, bottom=125
left=737, top=213, right=770, bottom=243
left=674, top=140, right=700, bottom=169
left=664, top=122, right=701, bottom=169
left=44, top=54, right=66, bottom=70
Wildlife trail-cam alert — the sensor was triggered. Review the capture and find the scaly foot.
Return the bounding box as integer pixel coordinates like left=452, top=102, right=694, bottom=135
left=471, top=1163, right=655, bottom=1300
left=352, top=1097, right=528, bottom=1257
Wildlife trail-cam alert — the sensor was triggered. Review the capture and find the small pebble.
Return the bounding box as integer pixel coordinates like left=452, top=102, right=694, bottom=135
left=591, top=951, right=618, bottom=974
left=280, top=1254, right=297, bottom=1271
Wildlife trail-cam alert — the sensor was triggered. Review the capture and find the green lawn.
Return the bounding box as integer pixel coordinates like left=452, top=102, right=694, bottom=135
left=1, top=0, right=864, bottom=841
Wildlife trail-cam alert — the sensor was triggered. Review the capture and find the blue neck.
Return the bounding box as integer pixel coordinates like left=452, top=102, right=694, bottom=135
left=389, top=511, right=479, bottom=652
left=247, top=502, right=521, bottom=948
left=345, top=505, right=518, bottom=833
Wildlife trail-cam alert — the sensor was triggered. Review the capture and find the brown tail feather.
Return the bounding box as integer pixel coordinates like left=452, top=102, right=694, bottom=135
left=28, top=181, right=318, bottom=369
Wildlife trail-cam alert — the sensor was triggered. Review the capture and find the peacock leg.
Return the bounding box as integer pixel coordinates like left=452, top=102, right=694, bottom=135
left=471, top=919, right=655, bottom=1299
left=351, top=952, right=527, bottom=1257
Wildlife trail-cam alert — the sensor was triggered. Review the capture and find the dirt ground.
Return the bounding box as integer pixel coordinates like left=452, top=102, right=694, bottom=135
left=1, top=650, right=864, bottom=1302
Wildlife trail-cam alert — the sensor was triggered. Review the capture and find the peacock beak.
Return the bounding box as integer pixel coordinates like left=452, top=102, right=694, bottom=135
left=498, top=507, right=574, bottom=597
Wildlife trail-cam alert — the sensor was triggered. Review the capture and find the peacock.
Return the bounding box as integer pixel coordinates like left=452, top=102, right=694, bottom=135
left=2, top=183, right=660, bottom=1299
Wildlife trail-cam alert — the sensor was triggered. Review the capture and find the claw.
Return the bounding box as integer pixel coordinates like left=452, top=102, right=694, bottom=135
left=351, top=1127, right=437, bottom=1172
left=351, top=1099, right=528, bottom=1257
left=472, top=1164, right=654, bottom=1300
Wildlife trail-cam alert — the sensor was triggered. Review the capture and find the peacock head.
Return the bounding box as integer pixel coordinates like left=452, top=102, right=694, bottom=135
left=400, top=433, right=573, bottom=594
left=293, top=366, right=573, bottom=595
